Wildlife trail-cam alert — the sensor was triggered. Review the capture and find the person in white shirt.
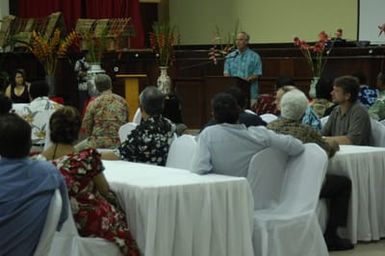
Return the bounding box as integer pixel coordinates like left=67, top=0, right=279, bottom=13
left=19, top=81, right=62, bottom=151
left=192, top=92, right=304, bottom=177
left=29, top=80, right=62, bottom=111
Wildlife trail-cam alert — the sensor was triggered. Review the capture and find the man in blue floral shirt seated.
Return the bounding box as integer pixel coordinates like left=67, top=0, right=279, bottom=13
left=102, top=86, right=175, bottom=166
left=353, top=72, right=378, bottom=108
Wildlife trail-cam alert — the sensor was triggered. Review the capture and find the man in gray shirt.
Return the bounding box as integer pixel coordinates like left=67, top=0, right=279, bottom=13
left=192, top=92, right=304, bottom=177
left=322, top=76, right=372, bottom=145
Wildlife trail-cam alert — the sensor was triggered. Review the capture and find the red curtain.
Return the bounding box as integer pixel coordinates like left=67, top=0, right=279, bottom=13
left=85, top=0, right=144, bottom=48
left=19, top=0, right=81, bottom=32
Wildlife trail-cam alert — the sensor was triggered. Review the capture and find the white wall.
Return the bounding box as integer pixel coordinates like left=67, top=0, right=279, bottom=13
left=170, top=0, right=358, bottom=45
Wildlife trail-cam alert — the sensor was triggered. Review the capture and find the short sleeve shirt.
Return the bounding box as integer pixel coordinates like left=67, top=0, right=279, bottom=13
left=321, top=101, right=372, bottom=145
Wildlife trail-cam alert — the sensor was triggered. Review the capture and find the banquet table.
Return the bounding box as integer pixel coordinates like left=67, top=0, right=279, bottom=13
left=327, top=145, right=385, bottom=243
left=103, top=160, right=255, bottom=256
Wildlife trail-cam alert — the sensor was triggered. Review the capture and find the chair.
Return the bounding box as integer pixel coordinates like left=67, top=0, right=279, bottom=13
left=132, top=108, right=142, bottom=124
left=260, top=113, right=278, bottom=123
left=33, top=190, right=63, bottom=256
left=245, top=109, right=257, bottom=115
left=118, top=122, right=138, bottom=143
left=48, top=201, right=121, bottom=256
left=247, top=148, right=288, bottom=210
left=166, top=134, right=197, bottom=170
left=320, top=116, right=329, bottom=128
left=370, top=118, right=385, bottom=147
left=252, top=143, right=329, bottom=256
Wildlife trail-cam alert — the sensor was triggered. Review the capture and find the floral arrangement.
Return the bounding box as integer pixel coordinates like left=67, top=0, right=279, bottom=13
left=29, top=29, right=80, bottom=75
left=209, top=23, right=239, bottom=65
left=293, top=31, right=330, bottom=78
left=149, top=22, right=178, bottom=67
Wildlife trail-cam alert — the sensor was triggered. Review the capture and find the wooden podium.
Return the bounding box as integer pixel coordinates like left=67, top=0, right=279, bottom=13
left=115, top=74, right=147, bottom=121
left=174, top=76, right=251, bottom=128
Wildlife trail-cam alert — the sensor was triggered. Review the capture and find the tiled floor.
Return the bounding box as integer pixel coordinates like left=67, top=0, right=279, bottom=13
left=330, top=240, right=385, bottom=256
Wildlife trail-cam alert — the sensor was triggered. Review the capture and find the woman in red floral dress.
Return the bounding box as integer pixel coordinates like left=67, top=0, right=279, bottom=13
left=41, top=106, right=139, bottom=256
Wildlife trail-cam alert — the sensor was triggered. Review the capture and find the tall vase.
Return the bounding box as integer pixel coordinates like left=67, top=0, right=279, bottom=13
left=45, top=74, right=56, bottom=96
left=157, top=66, right=171, bottom=94
left=309, top=76, right=319, bottom=98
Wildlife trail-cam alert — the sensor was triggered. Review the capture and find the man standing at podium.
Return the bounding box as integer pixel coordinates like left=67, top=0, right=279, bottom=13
left=224, top=31, right=262, bottom=105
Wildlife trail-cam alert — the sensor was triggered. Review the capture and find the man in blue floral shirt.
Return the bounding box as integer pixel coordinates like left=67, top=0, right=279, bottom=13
left=102, top=86, right=175, bottom=166
left=224, top=31, right=262, bottom=105
left=353, top=72, right=378, bottom=108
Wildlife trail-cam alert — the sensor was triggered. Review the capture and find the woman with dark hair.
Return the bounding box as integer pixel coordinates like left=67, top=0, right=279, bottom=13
left=311, top=77, right=337, bottom=118
left=5, top=69, right=31, bottom=103
left=41, top=106, right=139, bottom=256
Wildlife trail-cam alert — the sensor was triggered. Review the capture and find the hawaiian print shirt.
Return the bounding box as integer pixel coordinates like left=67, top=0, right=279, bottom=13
left=117, top=115, right=175, bottom=166
left=359, top=85, right=378, bottom=108
left=82, top=93, right=129, bottom=149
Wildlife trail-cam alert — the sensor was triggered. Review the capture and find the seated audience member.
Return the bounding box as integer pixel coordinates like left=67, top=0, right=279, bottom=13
left=201, top=86, right=266, bottom=131
left=5, top=69, right=31, bottom=103
left=76, top=74, right=129, bottom=150
left=368, top=72, right=385, bottom=120
left=275, top=75, right=295, bottom=90
left=275, top=85, right=322, bottom=131
left=192, top=92, right=304, bottom=176
left=0, top=113, right=68, bottom=256
left=311, top=78, right=337, bottom=118
left=17, top=80, right=62, bottom=151
left=102, top=86, right=175, bottom=166
left=322, top=76, right=372, bottom=145
left=29, top=80, right=62, bottom=111
left=41, top=106, right=140, bottom=256
left=253, top=76, right=293, bottom=115
left=0, top=93, right=12, bottom=115
left=353, top=71, right=378, bottom=108
left=267, top=90, right=353, bottom=251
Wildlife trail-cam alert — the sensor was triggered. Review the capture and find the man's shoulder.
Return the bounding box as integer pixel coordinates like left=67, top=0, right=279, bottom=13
left=245, top=48, right=260, bottom=57
left=30, top=159, right=58, bottom=173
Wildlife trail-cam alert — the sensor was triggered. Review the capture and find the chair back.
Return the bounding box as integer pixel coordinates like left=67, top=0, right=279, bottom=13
left=118, top=122, right=137, bottom=143
left=166, top=134, right=197, bottom=170
left=132, top=108, right=142, bottom=124
left=245, top=109, right=257, bottom=115
left=247, top=147, right=288, bottom=210
left=320, top=115, right=329, bottom=128
left=277, top=143, right=328, bottom=214
left=260, top=113, right=277, bottom=123
left=370, top=118, right=385, bottom=147
left=33, top=189, right=63, bottom=256
left=48, top=197, right=121, bottom=256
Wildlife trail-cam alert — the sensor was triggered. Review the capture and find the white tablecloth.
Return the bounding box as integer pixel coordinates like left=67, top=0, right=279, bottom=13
left=328, top=145, right=385, bottom=243
left=103, top=160, right=254, bottom=256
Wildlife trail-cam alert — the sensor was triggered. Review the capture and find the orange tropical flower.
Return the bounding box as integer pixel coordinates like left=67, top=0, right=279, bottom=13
left=29, top=29, right=80, bottom=75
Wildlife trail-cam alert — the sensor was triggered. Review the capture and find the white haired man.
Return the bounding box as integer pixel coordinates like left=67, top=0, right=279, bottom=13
left=224, top=32, right=262, bottom=105
left=268, top=89, right=353, bottom=251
